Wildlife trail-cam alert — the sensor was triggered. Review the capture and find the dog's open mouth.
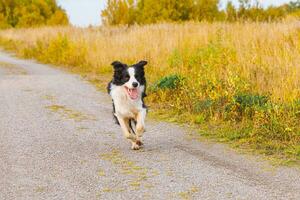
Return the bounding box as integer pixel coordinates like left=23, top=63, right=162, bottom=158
left=125, top=87, right=139, bottom=100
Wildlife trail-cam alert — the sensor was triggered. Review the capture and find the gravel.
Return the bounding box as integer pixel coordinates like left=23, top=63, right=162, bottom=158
left=0, top=51, right=299, bottom=200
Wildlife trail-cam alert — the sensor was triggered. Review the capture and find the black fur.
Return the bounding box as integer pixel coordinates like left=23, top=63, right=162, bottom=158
left=129, top=119, right=137, bottom=134
left=132, top=61, right=148, bottom=108
left=110, top=61, right=130, bottom=86
left=107, top=60, right=148, bottom=128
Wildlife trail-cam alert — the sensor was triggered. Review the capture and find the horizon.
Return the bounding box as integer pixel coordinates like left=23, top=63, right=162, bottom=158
left=57, top=0, right=295, bottom=27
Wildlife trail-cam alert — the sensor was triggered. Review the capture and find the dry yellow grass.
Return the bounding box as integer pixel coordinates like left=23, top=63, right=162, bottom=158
left=0, top=21, right=299, bottom=164
left=0, top=22, right=299, bottom=101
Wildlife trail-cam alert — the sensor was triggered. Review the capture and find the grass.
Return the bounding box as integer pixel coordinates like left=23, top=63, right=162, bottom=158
left=97, top=168, right=106, bottom=177
left=0, top=21, right=299, bottom=165
left=0, top=61, right=27, bottom=75
left=178, top=186, right=200, bottom=200
left=34, top=186, right=46, bottom=193
left=43, top=94, right=97, bottom=122
left=99, top=149, right=156, bottom=191
left=45, top=104, right=96, bottom=122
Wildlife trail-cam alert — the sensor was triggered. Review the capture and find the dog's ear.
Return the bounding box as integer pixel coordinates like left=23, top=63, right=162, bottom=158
left=111, top=61, right=125, bottom=70
left=136, top=60, right=147, bottom=67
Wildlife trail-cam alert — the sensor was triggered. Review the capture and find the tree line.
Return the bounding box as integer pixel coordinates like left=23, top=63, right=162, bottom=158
left=101, top=0, right=300, bottom=25
left=0, top=0, right=68, bottom=29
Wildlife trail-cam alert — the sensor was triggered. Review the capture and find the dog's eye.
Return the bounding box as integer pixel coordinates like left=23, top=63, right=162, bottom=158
left=125, top=75, right=130, bottom=80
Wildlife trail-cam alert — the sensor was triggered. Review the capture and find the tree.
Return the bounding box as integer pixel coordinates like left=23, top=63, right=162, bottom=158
left=0, top=0, right=69, bottom=29
left=288, top=0, right=300, bottom=12
left=102, top=0, right=221, bottom=25
left=225, top=1, right=236, bottom=21
left=47, top=10, right=69, bottom=26
left=100, top=0, right=297, bottom=25
left=0, top=13, right=10, bottom=28
left=191, top=0, right=220, bottom=21
left=101, top=0, right=137, bottom=25
left=136, top=0, right=193, bottom=23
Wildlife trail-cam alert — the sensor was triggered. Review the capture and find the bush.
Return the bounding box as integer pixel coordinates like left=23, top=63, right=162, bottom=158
left=225, top=93, right=269, bottom=121
left=0, top=0, right=68, bottom=29
left=151, top=74, right=184, bottom=91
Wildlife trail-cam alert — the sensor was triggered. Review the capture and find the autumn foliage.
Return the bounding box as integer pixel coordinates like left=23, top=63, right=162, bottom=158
left=101, top=0, right=300, bottom=25
left=0, top=0, right=68, bottom=29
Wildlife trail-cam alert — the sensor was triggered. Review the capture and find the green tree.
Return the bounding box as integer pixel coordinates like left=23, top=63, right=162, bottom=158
left=288, top=0, right=300, bottom=12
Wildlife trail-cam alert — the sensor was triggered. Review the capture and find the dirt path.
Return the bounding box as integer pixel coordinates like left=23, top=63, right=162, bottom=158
left=0, top=51, right=299, bottom=200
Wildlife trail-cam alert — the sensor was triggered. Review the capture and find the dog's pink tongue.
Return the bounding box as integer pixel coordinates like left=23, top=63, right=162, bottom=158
left=128, top=88, right=138, bottom=100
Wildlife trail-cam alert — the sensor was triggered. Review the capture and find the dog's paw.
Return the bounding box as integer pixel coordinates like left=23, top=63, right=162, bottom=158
left=136, top=140, right=144, bottom=147
left=136, top=126, right=145, bottom=134
left=131, top=143, right=140, bottom=150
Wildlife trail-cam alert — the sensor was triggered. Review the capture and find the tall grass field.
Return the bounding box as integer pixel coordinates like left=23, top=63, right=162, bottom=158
left=0, top=21, right=299, bottom=164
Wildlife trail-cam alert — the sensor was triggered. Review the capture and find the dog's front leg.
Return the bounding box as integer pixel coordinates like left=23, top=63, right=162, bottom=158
left=116, top=116, right=140, bottom=150
left=136, top=108, right=147, bottom=146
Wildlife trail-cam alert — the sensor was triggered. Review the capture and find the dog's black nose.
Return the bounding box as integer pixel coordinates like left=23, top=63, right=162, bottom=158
left=132, top=82, right=138, bottom=88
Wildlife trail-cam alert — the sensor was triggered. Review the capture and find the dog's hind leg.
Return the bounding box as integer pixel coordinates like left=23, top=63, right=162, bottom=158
left=116, top=116, right=140, bottom=150
left=136, top=108, right=147, bottom=146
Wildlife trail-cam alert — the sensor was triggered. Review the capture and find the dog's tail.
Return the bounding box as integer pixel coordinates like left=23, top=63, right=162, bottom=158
left=129, top=119, right=137, bottom=135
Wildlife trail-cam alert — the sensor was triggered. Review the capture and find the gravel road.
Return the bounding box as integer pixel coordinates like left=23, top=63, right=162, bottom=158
left=0, top=51, right=300, bottom=200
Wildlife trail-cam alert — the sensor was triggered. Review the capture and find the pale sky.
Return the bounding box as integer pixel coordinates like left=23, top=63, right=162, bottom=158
left=57, top=0, right=294, bottom=27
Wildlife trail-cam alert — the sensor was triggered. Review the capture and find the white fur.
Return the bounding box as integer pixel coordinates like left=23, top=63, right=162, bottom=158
left=125, top=67, right=139, bottom=89
left=109, top=66, right=147, bottom=150
left=110, top=84, right=145, bottom=119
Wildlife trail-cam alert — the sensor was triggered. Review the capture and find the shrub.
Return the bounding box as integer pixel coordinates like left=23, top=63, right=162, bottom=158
left=151, top=74, right=183, bottom=91
left=225, top=93, right=269, bottom=121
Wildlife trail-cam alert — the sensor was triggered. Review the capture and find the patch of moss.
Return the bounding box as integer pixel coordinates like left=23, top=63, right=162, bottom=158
left=98, top=169, right=106, bottom=177
left=45, top=104, right=96, bottom=122
left=178, top=186, right=200, bottom=200
left=101, top=187, right=125, bottom=193
left=35, top=186, right=46, bottom=193
left=0, top=61, right=27, bottom=75
left=42, top=95, right=56, bottom=101
left=100, top=149, right=158, bottom=191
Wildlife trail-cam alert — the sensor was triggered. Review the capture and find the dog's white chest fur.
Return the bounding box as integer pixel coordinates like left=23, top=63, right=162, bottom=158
left=110, top=84, right=144, bottom=118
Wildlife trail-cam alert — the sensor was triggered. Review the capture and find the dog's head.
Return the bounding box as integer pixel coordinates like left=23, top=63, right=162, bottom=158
left=111, top=60, right=147, bottom=100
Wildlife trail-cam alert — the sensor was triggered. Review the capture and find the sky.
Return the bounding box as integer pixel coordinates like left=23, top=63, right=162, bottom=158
left=57, top=0, right=105, bottom=27
left=57, top=0, right=294, bottom=27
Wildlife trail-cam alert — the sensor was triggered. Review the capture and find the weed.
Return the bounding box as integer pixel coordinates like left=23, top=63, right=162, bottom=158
left=45, top=104, right=95, bottom=122
left=0, top=61, right=27, bottom=75
left=151, top=74, right=183, bottom=91
left=100, top=149, right=156, bottom=191
left=178, top=186, right=200, bottom=200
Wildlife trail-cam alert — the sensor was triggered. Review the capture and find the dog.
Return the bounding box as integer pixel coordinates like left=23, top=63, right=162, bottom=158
left=107, top=60, right=148, bottom=150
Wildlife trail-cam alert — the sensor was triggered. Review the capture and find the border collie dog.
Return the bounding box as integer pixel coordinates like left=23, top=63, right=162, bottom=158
left=107, top=60, right=148, bottom=150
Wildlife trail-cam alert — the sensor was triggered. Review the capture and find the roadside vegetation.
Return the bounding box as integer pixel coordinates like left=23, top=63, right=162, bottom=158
left=1, top=22, right=299, bottom=164
left=0, top=0, right=299, bottom=165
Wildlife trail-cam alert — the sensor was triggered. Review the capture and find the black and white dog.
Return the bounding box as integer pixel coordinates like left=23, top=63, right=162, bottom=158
left=107, top=60, right=148, bottom=150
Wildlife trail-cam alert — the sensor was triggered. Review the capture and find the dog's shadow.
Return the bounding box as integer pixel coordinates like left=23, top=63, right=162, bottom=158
left=111, top=121, right=184, bottom=153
